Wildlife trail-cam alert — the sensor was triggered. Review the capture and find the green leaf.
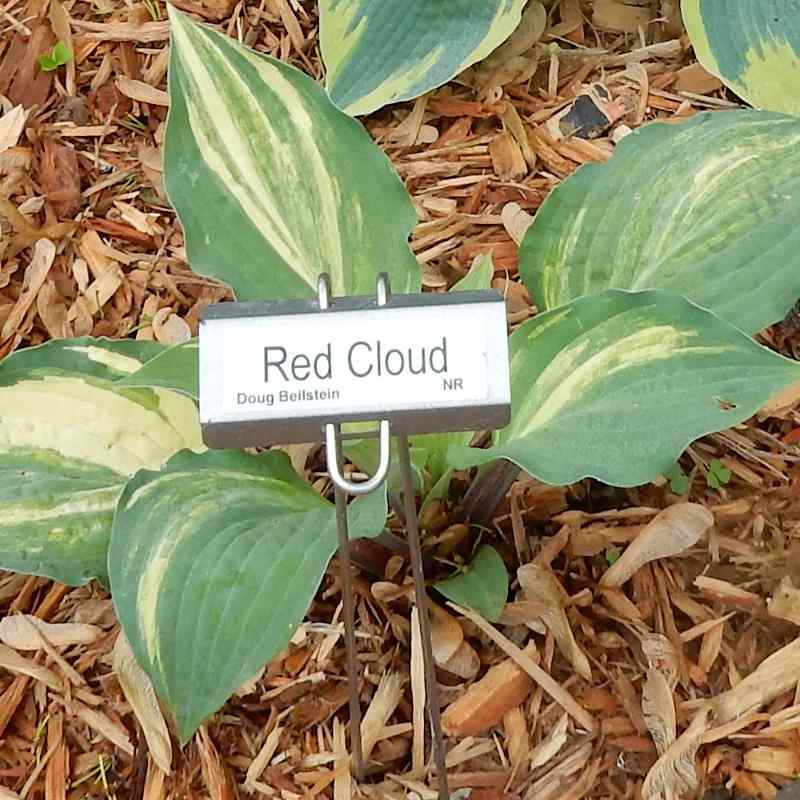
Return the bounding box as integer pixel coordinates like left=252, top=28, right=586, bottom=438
left=109, top=449, right=387, bottom=743
left=0, top=337, right=163, bottom=384
left=664, top=463, right=690, bottom=495
left=706, top=458, right=732, bottom=489
left=0, top=338, right=203, bottom=585
left=53, top=40, right=72, bottom=64
left=118, top=340, right=199, bottom=399
left=682, top=0, right=800, bottom=115
left=435, top=545, right=508, bottom=622
left=38, top=40, right=72, bottom=72
left=448, top=290, right=800, bottom=487
left=520, top=110, right=800, bottom=334
left=320, top=0, right=527, bottom=116
left=344, top=436, right=427, bottom=495
left=165, top=8, right=419, bottom=301
left=453, top=254, right=495, bottom=293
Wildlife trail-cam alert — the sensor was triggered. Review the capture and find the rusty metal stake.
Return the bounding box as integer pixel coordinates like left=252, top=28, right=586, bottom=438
left=398, top=433, right=450, bottom=800
left=334, top=444, right=366, bottom=781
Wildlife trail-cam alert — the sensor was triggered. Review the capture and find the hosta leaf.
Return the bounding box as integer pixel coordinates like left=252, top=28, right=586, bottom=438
left=321, top=0, right=527, bottom=116
left=344, top=436, right=427, bottom=495
left=118, top=340, right=199, bottom=399
left=520, top=111, right=800, bottom=334
left=435, top=545, right=508, bottom=622
left=165, top=8, right=419, bottom=301
left=0, top=338, right=203, bottom=585
left=682, top=0, right=800, bottom=115
left=0, top=336, right=163, bottom=383
left=453, top=254, right=495, bottom=293
left=109, top=449, right=387, bottom=743
left=448, top=290, right=800, bottom=487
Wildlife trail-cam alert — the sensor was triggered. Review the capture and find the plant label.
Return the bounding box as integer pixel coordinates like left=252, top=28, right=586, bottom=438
left=199, top=291, right=511, bottom=447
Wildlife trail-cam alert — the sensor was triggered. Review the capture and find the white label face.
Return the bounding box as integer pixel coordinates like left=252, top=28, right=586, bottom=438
left=200, top=302, right=510, bottom=425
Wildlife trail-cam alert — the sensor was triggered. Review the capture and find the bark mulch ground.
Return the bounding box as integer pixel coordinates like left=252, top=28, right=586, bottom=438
left=1, top=1, right=799, bottom=798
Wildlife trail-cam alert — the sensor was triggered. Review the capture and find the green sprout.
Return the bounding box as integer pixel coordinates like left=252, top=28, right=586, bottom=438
left=38, top=41, right=73, bottom=72
left=706, top=459, right=732, bottom=489
left=664, top=463, right=690, bottom=495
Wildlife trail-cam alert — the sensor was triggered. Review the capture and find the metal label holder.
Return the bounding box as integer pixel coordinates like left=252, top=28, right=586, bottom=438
left=199, top=273, right=513, bottom=800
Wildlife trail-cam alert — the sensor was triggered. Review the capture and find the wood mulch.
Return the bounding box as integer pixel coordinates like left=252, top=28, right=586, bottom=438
left=1, top=1, right=800, bottom=798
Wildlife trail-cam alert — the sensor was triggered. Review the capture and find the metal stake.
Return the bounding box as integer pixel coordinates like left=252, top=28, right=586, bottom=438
left=323, top=273, right=448, bottom=795
left=333, top=432, right=366, bottom=781
left=397, top=433, right=450, bottom=800
left=323, top=273, right=392, bottom=783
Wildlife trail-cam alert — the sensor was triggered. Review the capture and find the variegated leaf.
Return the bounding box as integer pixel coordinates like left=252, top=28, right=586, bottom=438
left=0, top=336, right=163, bottom=382
left=321, top=0, right=527, bottom=116
left=118, top=339, right=199, bottom=399
left=520, top=111, right=800, bottom=334
left=110, top=449, right=387, bottom=743
left=682, top=0, right=800, bottom=115
left=448, top=290, right=800, bottom=487
left=0, top=338, right=203, bottom=585
left=165, top=8, right=419, bottom=301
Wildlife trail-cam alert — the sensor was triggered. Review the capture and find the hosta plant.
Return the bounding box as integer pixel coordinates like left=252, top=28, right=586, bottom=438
left=681, top=0, right=800, bottom=116
left=319, top=0, right=528, bottom=115
left=1, top=8, right=799, bottom=746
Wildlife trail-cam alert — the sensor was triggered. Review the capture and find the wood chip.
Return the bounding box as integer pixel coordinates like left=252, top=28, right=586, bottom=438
left=1, top=238, right=56, bottom=341
left=489, top=132, right=527, bottom=180
left=643, top=668, right=676, bottom=756
left=71, top=19, right=171, bottom=42
left=501, top=202, right=534, bottom=245
left=430, top=603, right=464, bottom=665
left=441, top=650, right=533, bottom=737
left=71, top=701, right=134, bottom=755
left=115, top=76, right=170, bottom=107
left=744, top=747, right=800, bottom=778
left=333, top=718, right=351, bottom=800
left=504, top=705, right=530, bottom=779
left=39, top=140, right=81, bottom=218
left=0, top=643, right=60, bottom=689
left=593, top=0, right=652, bottom=33
left=0, top=615, right=100, bottom=649
left=711, top=637, right=800, bottom=723
left=0, top=106, right=26, bottom=154
left=360, top=672, right=404, bottom=761
left=674, top=63, right=723, bottom=95
left=113, top=632, right=172, bottom=773
left=642, top=709, right=710, bottom=800
left=244, top=725, right=283, bottom=790
left=152, top=306, right=191, bottom=344
left=769, top=577, right=800, bottom=626
left=600, top=504, right=713, bottom=587
left=529, top=712, right=569, bottom=769
left=518, top=563, right=592, bottom=680
left=196, top=726, right=234, bottom=800
left=694, top=575, right=767, bottom=615
left=440, top=640, right=481, bottom=680
left=452, top=603, right=595, bottom=732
